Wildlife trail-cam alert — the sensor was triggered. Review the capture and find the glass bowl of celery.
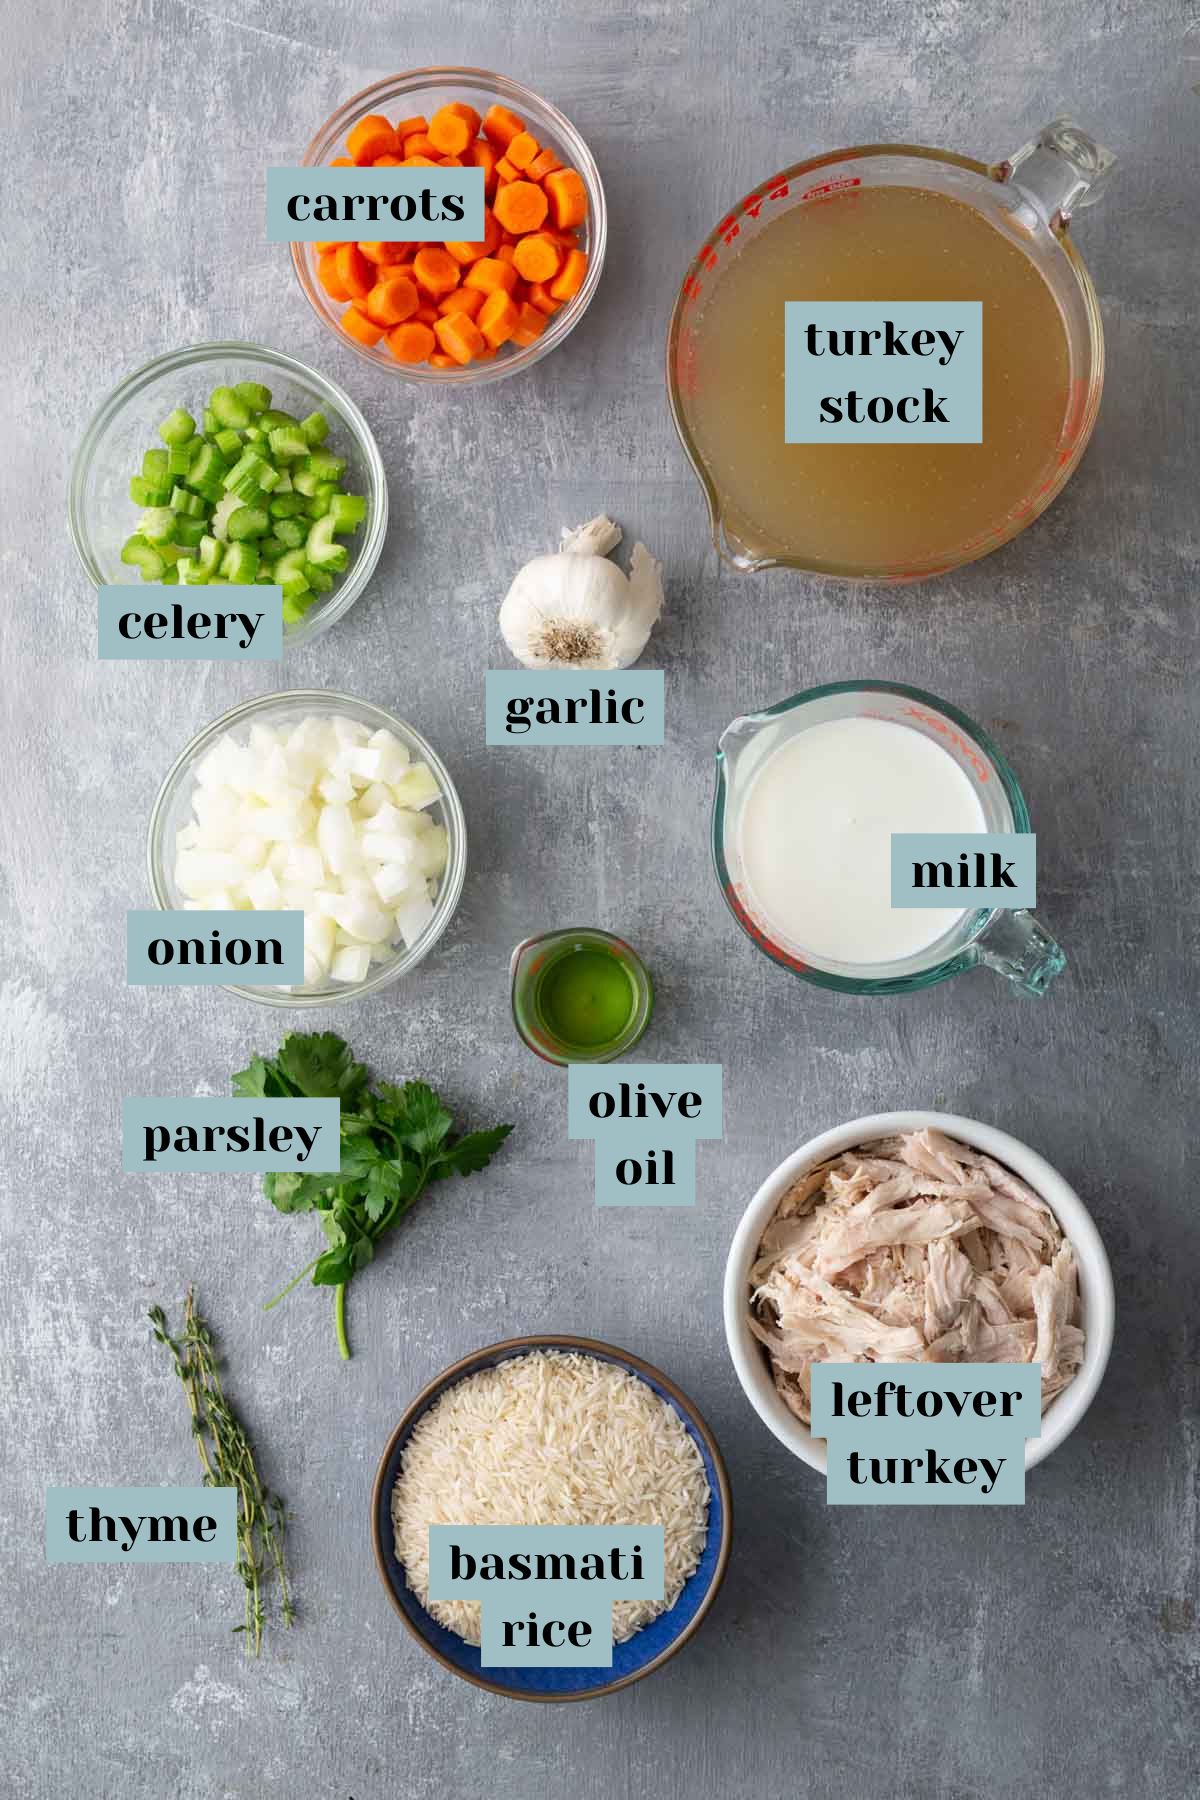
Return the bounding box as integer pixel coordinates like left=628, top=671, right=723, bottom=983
left=69, top=342, right=388, bottom=650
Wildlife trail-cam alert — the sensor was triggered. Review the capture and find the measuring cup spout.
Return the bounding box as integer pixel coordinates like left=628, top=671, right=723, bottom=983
left=998, top=119, right=1116, bottom=229
left=973, top=908, right=1067, bottom=997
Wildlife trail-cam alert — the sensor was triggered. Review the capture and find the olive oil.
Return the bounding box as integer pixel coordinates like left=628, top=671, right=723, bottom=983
left=687, top=185, right=1072, bottom=572
left=537, top=948, right=636, bottom=1048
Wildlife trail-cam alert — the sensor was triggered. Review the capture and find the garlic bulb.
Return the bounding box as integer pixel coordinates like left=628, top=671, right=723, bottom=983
left=499, top=515, right=664, bottom=670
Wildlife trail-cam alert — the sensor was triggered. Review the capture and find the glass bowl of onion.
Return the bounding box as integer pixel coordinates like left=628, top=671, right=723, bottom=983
left=147, top=690, right=466, bottom=1006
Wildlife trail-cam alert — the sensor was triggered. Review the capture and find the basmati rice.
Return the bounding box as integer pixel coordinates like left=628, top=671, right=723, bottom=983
left=391, top=1350, right=710, bottom=1645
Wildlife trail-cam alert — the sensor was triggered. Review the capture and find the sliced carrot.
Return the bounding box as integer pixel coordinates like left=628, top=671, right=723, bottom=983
left=482, top=103, right=525, bottom=150
left=478, top=289, right=519, bottom=348
left=333, top=244, right=374, bottom=300
left=527, top=147, right=562, bottom=182
left=513, top=232, right=561, bottom=282
left=438, top=155, right=464, bottom=167
left=412, top=245, right=461, bottom=297
left=434, top=311, right=486, bottom=365
left=388, top=321, right=437, bottom=364
left=510, top=301, right=548, bottom=347
left=318, top=252, right=352, bottom=301
left=414, top=302, right=440, bottom=326
left=493, top=179, right=549, bottom=235
left=497, top=244, right=518, bottom=267
left=364, top=274, right=419, bottom=326
left=314, top=239, right=348, bottom=255
left=393, top=114, right=428, bottom=139
left=494, top=156, right=519, bottom=185
left=341, top=305, right=385, bottom=346
left=463, top=255, right=519, bottom=297
left=438, top=284, right=484, bottom=319
left=330, top=156, right=354, bottom=168
left=548, top=247, right=589, bottom=302
left=468, top=138, right=498, bottom=194
left=358, top=240, right=412, bottom=264
left=544, top=168, right=588, bottom=230
left=401, top=154, right=440, bottom=167
left=347, top=114, right=400, bottom=164
left=374, top=153, right=404, bottom=167
left=403, top=131, right=439, bottom=158
left=429, top=351, right=457, bottom=368
left=527, top=280, right=563, bottom=316
left=475, top=348, right=499, bottom=361
left=428, top=106, right=473, bottom=156
left=506, top=131, right=540, bottom=171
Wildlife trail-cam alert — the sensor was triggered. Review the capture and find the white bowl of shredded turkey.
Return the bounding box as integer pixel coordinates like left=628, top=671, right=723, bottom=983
left=724, top=1114, right=1114, bottom=1474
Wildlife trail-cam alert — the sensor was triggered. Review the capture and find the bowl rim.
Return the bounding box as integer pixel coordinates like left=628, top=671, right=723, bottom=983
left=146, top=687, right=466, bottom=1006
left=290, top=67, right=607, bottom=387
left=67, top=339, right=388, bottom=652
left=370, top=1332, right=734, bottom=1702
left=723, top=1110, right=1115, bottom=1474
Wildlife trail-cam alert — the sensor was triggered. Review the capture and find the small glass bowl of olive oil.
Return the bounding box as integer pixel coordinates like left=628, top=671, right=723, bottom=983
left=510, top=928, right=654, bottom=1065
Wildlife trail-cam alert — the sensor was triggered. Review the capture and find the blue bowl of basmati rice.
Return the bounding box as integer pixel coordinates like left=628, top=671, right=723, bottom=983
left=371, top=1334, right=732, bottom=1700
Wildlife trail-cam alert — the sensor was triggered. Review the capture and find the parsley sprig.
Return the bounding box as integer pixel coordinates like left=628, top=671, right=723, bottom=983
left=234, top=1033, right=512, bottom=1360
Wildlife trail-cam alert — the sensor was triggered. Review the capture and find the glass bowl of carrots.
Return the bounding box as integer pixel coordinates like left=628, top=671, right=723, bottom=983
left=292, top=69, right=606, bottom=383
left=70, top=343, right=388, bottom=650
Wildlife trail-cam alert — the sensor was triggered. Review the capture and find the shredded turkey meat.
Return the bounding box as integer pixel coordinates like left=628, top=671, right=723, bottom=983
left=749, top=1128, right=1085, bottom=1423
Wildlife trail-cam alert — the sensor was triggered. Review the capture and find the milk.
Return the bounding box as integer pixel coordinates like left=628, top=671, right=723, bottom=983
left=737, top=717, right=986, bottom=966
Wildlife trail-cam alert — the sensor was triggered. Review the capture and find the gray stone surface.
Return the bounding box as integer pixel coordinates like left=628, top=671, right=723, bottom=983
left=4, top=2, right=1198, bottom=1796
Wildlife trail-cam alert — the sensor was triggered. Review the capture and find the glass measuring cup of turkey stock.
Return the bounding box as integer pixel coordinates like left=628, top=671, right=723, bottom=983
left=668, top=120, right=1115, bottom=581
left=713, top=681, right=1066, bottom=997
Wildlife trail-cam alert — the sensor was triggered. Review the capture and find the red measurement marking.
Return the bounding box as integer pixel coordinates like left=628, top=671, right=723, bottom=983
left=901, top=707, right=990, bottom=782
left=800, top=175, right=860, bottom=201
left=729, top=886, right=808, bottom=973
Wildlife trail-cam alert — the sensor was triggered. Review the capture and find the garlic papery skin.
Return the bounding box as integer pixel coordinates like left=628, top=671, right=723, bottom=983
left=499, top=515, right=664, bottom=671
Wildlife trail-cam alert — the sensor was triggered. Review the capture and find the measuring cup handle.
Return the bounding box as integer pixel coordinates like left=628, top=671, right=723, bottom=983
left=973, top=908, right=1067, bottom=997
left=998, top=119, right=1117, bottom=228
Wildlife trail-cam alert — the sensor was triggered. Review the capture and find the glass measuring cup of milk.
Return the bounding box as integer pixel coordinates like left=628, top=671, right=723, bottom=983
left=668, top=119, right=1114, bottom=581
left=712, top=681, right=1066, bottom=996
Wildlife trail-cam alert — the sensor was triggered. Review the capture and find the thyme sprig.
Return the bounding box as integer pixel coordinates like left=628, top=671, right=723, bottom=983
left=149, top=1290, right=294, bottom=1655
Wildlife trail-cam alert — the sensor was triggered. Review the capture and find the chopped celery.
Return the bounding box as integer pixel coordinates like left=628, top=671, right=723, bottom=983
left=202, top=407, right=218, bottom=435
left=167, top=440, right=195, bottom=478
left=269, top=493, right=307, bottom=519
left=259, top=534, right=286, bottom=561
left=174, top=517, right=208, bottom=548
left=213, top=427, right=243, bottom=459
left=210, top=386, right=253, bottom=430
left=303, top=562, right=334, bottom=595
left=129, top=475, right=170, bottom=507
left=305, top=515, right=348, bottom=572
left=188, top=443, right=229, bottom=487
left=137, top=506, right=177, bottom=544
left=272, top=517, right=306, bottom=550
left=269, top=426, right=309, bottom=461
left=308, top=481, right=339, bottom=520
left=222, top=449, right=267, bottom=492
left=178, top=557, right=208, bottom=585
left=121, top=535, right=166, bottom=580
left=158, top=408, right=195, bottom=446
left=160, top=566, right=180, bottom=585
left=256, top=463, right=281, bottom=493
left=221, top=542, right=260, bottom=583
left=198, top=535, right=222, bottom=575
left=234, top=380, right=272, bottom=411
left=292, top=469, right=320, bottom=498
left=299, top=411, right=329, bottom=446
left=142, top=448, right=169, bottom=486
left=171, top=486, right=207, bottom=518
left=329, top=493, right=367, bottom=533
left=232, top=476, right=265, bottom=505
left=304, top=448, right=346, bottom=482
left=259, top=409, right=299, bottom=430
left=227, top=505, right=270, bottom=541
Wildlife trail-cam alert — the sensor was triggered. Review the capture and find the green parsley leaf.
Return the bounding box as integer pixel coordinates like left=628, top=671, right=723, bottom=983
left=274, top=1033, right=370, bottom=1106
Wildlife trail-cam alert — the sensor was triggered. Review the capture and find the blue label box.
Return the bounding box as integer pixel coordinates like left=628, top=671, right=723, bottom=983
left=784, top=302, right=983, bottom=444
left=267, top=166, right=484, bottom=242
left=811, top=1363, right=1043, bottom=1505
left=891, top=833, right=1037, bottom=909
left=47, top=1487, right=237, bottom=1562
left=98, top=587, right=282, bottom=660
left=127, top=910, right=305, bottom=985
left=428, top=1524, right=665, bottom=1666
left=122, top=1098, right=341, bottom=1172
left=485, top=671, right=665, bottom=745
left=568, top=1065, right=722, bottom=1209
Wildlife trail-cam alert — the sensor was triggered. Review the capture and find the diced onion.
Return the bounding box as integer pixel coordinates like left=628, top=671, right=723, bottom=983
left=174, top=713, right=448, bottom=988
